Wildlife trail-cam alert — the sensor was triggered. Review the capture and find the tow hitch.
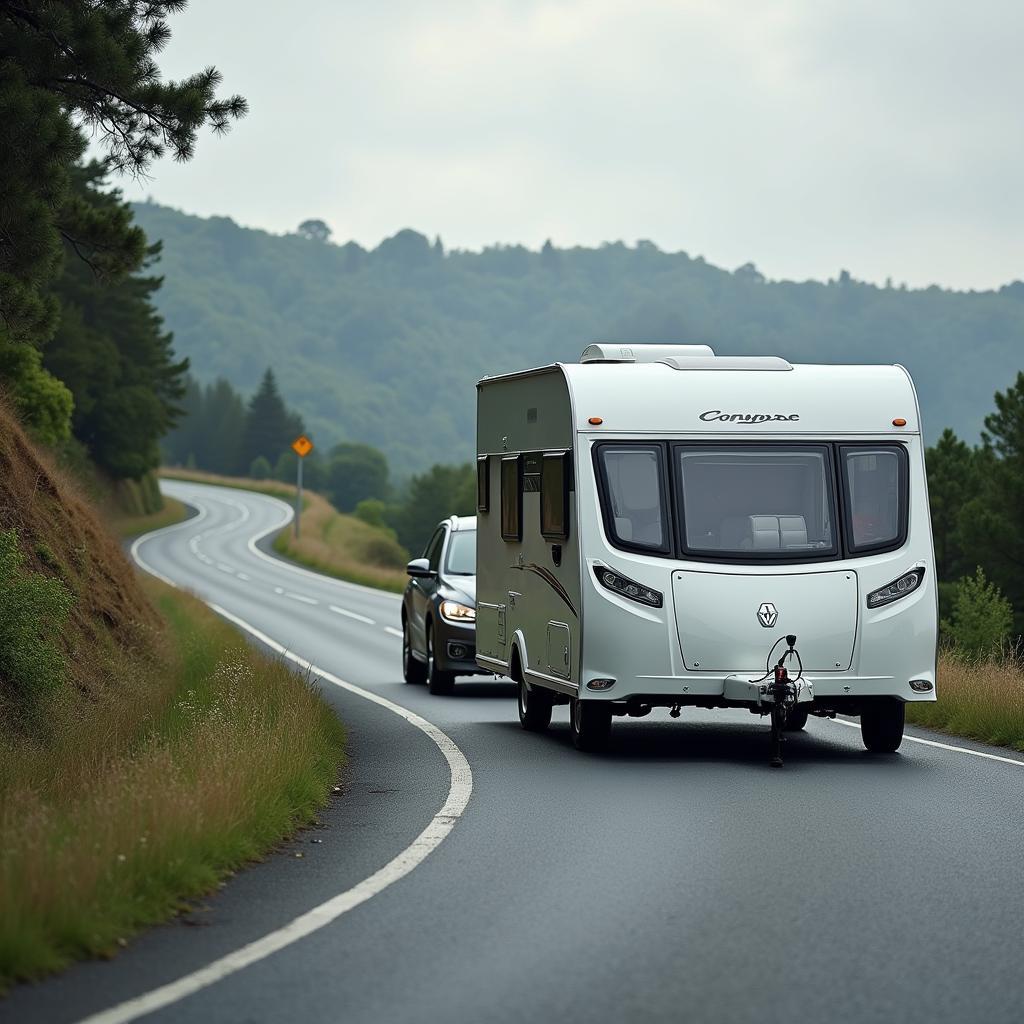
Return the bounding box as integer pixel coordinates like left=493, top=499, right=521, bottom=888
left=752, top=634, right=804, bottom=768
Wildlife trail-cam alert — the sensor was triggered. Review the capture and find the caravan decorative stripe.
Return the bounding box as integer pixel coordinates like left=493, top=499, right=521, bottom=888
left=510, top=563, right=577, bottom=617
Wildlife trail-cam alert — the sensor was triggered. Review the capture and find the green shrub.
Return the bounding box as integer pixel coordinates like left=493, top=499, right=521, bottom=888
left=942, top=567, right=1013, bottom=660
left=354, top=498, right=388, bottom=529
left=249, top=455, right=272, bottom=480
left=0, top=529, right=75, bottom=707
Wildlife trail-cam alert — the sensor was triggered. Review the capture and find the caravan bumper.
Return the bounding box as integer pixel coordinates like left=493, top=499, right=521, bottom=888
left=593, top=671, right=937, bottom=705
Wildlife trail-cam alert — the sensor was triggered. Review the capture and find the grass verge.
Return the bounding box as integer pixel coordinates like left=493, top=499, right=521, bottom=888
left=906, top=652, right=1024, bottom=752
left=161, top=468, right=408, bottom=593
left=160, top=467, right=308, bottom=507
left=107, top=496, right=189, bottom=539
left=0, top=576, right=346, bottom=990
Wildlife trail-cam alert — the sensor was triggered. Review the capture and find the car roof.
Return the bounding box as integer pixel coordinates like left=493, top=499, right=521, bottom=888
left=445, top=515, right=477, bottom=532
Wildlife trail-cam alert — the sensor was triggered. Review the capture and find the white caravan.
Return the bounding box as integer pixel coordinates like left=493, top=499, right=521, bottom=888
left=475, top=344, right=937, bottom=764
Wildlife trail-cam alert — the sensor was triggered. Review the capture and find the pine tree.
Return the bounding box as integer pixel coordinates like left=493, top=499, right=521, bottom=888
left=238, top=369, right=304, bottom=472
left=0, top=1, right=245, bottom=440
left=961, top=372, right=1024, bottom=632
left=44, top=164, right=188, bottom=479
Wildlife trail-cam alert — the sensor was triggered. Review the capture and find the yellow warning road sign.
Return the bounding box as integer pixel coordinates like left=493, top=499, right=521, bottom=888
left=291, top=435, right=313, bottom=458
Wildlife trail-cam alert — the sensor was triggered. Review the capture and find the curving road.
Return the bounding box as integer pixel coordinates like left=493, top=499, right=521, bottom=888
left=6, top=479, right=1024, bottom=1024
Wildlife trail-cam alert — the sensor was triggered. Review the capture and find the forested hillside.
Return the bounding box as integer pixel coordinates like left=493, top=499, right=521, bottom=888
left=132, top=202, right=1024, bottom=476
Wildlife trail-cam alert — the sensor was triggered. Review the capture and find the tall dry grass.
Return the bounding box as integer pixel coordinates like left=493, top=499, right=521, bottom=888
left=272, top=490, right=408, bottom=592
left=907, top=651, right=1024, bottom=752
left=0, top=579, right=345, bottom=989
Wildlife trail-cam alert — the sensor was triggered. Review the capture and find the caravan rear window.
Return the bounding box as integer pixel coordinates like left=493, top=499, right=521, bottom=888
left=596, top=445, right=669, bottom=552
left=676, top=446, right=837, bottom=558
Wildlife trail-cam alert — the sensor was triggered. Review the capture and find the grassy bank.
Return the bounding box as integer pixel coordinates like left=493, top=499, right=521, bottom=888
left=107, top=495, right=189, bottom=539
left=0, top=577, right=345, bottom=989
left=161, top=467, right=408, bottom=593
left=906, top=652, right=1024, bottom=752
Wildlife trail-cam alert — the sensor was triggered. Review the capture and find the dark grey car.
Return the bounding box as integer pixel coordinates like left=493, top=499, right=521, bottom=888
left=401, top=515, right=481, bottom=694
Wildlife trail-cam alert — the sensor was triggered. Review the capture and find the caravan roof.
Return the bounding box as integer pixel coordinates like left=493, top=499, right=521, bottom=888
left=479, top=346, right=920, bottom=437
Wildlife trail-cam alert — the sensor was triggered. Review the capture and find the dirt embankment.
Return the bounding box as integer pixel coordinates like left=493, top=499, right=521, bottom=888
left=0, top=401, right=158, bottom=699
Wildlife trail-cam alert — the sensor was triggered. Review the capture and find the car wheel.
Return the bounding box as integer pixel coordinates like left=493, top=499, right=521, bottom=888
left=861, top=700, right=905, bottom=752
left=402, top=618, right=426, bottom=684
left=570, top=697, right=612, bottom=752
left=426, top=622, right=455, bottom=696
left=518, top=676, right=553, bottom=732
left=784, top=706, right=810, bottom=732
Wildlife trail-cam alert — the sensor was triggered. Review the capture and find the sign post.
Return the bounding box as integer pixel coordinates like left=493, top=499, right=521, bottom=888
left=290, top=434, right=314, bottom=538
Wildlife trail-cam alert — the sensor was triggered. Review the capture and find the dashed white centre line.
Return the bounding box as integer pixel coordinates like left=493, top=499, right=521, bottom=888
left=384, top=626, right=404, bottom=639
left=237, top=573, right=251, bottom=582
left=285, top=592, right=318, bottom=606
left=329, top=605, right=375, bottom=625
left=217, top=563, right=234, bottom=574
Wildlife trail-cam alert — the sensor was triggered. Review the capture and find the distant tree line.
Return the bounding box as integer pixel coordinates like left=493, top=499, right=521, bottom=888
left=130, top=203, right=1024, bottom=479
left=164, top=374, right=474, bottom=553
left=927, top=370, right=1024, bottom=649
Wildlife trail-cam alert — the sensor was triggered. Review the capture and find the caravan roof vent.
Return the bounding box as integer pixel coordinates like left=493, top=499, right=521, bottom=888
left=580, top=343, right=715, bottom=364
left=659, top=355, right=792, bottom=371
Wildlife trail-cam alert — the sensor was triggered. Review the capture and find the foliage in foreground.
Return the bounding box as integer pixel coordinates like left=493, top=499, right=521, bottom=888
left=0, top=530, right=74, bottom=711
left=0, top=579, right=345, bottom=989
left=1, top=0, right=243, bottom=446
left=907, top=652, right=1024, bottom=753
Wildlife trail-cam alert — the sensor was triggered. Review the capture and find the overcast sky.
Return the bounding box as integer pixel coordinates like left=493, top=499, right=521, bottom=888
left=113, top=0, right=1024, bottom=290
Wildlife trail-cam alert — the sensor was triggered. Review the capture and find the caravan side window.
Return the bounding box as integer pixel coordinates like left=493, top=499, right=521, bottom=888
left=500, top=455, right=522, bottom=541
left=595, top=445, right=669, bottom=553
left=540, top=452, right=571, bottom=540
left=477, top=456, right=489, bottom=512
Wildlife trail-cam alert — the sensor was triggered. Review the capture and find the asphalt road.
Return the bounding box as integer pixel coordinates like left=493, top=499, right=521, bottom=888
left=7, top=480, right=1024, bottom=1024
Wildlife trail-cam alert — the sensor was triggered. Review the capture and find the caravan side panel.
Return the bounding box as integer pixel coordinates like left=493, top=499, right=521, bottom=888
left=476, top=370, right=581, bottom=689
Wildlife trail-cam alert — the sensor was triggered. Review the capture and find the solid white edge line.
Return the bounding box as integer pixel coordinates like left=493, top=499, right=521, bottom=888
left=92, top=499, right=473, bottom=1024
left=330, top=606, right=376, bottom=626
left=829, top=717, right=1024, bottom=768
left=160, top=480, right=401, bottom=604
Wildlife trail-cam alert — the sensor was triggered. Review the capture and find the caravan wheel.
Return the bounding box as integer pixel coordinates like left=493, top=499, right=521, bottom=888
left=784, top=706, right=809, bottom=732
left=518, top=677, right=553, bottom=732
left=861, top=700, right=905, bottom=752
left=570, top=698, right=612, bottom=752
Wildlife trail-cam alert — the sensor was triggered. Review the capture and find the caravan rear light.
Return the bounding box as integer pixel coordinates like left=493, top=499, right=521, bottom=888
left=593, top=564, right=663, bottom=608
left=587, top=678, right=615, bottom=691
left=909, top=679, right=933, bottom=693
left=866, top=568, right=925, bottom=608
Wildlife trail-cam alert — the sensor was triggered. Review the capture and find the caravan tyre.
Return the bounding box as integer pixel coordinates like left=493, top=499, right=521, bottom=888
left=425, top=622, right=456, bottom=696
left=570, top=698, right=612, bottom=752
left=860, top=700, right=905, bottom=752
left=518, top=677, right=553, bottom=732
left=402, top=619, right=427, bottom=685
left=784, top=706, right=809, bottom=732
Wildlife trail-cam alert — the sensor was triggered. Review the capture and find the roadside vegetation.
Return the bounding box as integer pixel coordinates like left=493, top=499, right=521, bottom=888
left=0, top=407, right=345, bottom=990
left=107, top=495, right=189, bottom=539
left=910, top=653, right=1024, bottom=752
